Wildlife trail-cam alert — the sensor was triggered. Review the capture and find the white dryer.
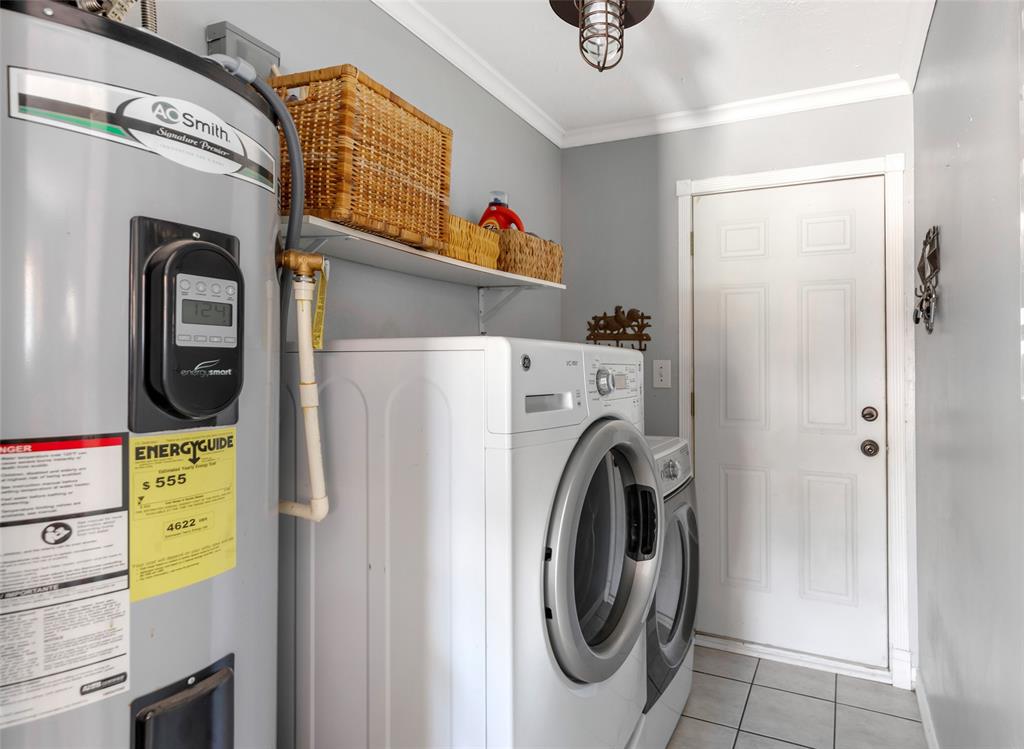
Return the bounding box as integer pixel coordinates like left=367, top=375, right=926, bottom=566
left=279, top=337, right=664, bottom=749
left=631, top=436, right=699, bottom=749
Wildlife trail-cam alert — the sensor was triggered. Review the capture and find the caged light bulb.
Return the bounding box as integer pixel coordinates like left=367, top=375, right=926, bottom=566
left=578, top=0, right=625, bottom=71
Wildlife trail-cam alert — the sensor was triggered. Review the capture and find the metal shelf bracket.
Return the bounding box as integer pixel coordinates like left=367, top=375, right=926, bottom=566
left=479, top=286, right=527, bottom=334
left=298, top=237, right=330, bottom=254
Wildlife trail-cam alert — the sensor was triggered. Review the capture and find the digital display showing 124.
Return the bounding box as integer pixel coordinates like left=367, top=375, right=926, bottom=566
left=181, top=299, right=233, bottom=327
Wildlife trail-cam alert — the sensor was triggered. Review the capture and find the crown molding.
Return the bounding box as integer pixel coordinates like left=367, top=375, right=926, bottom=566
left=370, top=0, right=566, bottom=147
left=899, top=0, right=936, bottom=91
left=562, top=75, right=911, bottom=148
left=372, top=1, right=914, bottom=150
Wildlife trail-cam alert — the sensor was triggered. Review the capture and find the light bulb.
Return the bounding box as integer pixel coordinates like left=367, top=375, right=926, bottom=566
left=578, top=0, right=625, bottom=71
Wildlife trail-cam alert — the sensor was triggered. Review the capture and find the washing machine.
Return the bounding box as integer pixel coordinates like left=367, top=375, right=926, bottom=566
left=278, top=337, right=663, bottom=748
left=632, top=436, right=699, bottom=749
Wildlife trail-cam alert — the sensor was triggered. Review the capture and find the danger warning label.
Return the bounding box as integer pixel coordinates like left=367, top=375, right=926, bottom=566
left=0, top=434, right=130, bottom=730
left=129, top=428, right=236, bottom=602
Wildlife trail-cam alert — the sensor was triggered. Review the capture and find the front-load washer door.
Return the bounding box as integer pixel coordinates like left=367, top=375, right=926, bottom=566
left=645, top=483, right=700, bottom=708
left=544, top=418, right=664, bottom=685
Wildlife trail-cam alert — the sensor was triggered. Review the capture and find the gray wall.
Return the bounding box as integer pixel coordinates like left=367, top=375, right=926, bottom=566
left=913, top=1, right=1024, bottom=747
left=560, top=96, right=914, bottom=436
left=157, top=0, right=562, bottom=340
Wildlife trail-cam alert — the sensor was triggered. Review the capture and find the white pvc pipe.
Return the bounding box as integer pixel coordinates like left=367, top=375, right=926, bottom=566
left=279, top=278, right=329, bottom=522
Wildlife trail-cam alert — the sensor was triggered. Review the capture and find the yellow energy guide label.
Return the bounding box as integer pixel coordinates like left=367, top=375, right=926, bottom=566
left=129, top=428, right=236, bottom=602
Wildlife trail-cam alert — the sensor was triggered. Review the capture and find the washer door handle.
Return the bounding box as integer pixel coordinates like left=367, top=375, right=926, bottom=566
left=626, top=485, right=658, bottom=561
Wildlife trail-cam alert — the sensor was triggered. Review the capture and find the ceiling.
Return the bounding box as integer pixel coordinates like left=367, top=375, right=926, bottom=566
left=372, top=0, right=934, bottom=148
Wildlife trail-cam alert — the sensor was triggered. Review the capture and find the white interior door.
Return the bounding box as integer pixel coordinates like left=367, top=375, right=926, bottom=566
left=692, top=176, right=888, bottom=667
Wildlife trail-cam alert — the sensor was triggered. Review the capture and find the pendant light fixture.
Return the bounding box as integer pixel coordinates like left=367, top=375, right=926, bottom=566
left=550, top=0, right=655, bottom=72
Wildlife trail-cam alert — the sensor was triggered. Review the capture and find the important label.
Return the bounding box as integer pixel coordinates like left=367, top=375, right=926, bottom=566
left=129, top=428, right=237, bottom=602
left=0, top=434, right=130, bottom=729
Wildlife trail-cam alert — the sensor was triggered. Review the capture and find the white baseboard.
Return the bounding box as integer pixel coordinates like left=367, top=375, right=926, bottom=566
left=695, top=633, right=893, bottom=684
left=890, top=647, right=913, bottom=689
left=915, top=670, right=941, bottom=749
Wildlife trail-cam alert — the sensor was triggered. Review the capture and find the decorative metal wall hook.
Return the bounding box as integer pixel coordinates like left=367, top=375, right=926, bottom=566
left=586, top=306, right=652, bottom=351
left=914, top=226, right=940, bottom=334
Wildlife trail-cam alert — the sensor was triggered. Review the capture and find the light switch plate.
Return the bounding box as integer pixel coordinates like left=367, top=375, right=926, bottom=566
left=653, top=359, right=671, bottom=388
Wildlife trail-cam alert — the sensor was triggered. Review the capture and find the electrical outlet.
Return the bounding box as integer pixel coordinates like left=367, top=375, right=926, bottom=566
left=653, top=360, right=671, bottom=389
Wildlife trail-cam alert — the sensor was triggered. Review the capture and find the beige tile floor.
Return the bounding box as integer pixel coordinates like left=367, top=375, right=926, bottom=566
left=669, top=646, right=928, bottom=749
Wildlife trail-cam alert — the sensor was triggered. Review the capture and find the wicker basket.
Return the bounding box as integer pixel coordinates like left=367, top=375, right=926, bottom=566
left=270, top=65, right=452, bottom=252
left=498, top=231, right=563, bottom=283
left=442, top=215, right=500, bottom=269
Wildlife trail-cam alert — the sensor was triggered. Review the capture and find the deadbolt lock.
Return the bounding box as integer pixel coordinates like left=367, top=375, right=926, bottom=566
left=860, top=439, right=881, bottom=457
left=861, top=406, right=879, bottom=422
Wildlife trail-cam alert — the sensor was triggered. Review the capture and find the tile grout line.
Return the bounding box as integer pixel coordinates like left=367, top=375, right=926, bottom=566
left=691, top=706, right=927, bottom=749
left=695, top=669, right=835, bottom=704
left=838, top=702, right=925, bottom=725
left=686, top=715, right=818, bottom=749
left=743, top=730, right=817, bottom=749
left=690, top=653, right=925, bottom=748
left=693, top=667, right=923, bottom=723
left=731, top=658, right=760, bottom=749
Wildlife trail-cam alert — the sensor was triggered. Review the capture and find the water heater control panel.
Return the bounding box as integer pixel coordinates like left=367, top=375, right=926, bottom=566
left=130, top=217, right=244, bottom=432
left=174, top=273, right=239, bottom=348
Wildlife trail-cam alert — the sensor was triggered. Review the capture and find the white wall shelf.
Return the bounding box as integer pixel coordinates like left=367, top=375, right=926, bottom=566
left=288, top=215, right=566, bottom=291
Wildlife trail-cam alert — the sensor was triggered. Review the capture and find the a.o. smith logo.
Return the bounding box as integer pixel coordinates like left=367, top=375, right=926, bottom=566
left=181, top=359, right=233, bottom=378
left=151, top=100, right=181, bottom=124
left=150, top=99, right=231, bottom=143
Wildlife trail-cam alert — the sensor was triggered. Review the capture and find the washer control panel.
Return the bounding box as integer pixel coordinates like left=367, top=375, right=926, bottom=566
left=175, top=273, right=239, bottom=348
left=586, top=353, right=642, bottom=424
left=589, top=361, right=640, bottom=401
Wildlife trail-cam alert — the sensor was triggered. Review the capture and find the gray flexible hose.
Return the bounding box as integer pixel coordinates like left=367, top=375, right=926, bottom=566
left=251, top=75, right=304, bottom=251
left=205, top=54, right=305, bottom=252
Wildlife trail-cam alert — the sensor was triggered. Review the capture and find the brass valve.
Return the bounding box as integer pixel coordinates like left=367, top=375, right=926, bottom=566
left=277, top=249, right=325, bottom=279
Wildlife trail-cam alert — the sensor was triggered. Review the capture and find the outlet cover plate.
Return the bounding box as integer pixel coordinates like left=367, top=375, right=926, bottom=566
left=653, top=359, right=671, bottom=388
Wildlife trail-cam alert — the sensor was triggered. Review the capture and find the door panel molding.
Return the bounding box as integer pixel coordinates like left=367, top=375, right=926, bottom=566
left=677, top=154, right=915, bottom=689
left=719, top=220, right=769, bottom=259
left=719, top=285, right=769, bottom=429
left=799, top=280, right=857, bottom=434
left=799, top=471, right=858, bottom=605
left=800, top=212, right=855, bottom=255
left=719, top=465, right=771, bottom=591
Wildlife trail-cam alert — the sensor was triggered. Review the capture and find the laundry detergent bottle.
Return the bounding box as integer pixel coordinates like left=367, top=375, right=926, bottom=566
left=479, top=190, right=524, bottom=232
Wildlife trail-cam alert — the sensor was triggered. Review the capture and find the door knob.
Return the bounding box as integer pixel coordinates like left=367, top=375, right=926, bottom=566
left=860, top=439, right=880, bottom=457
left=861, top=406, right=878, bottom=422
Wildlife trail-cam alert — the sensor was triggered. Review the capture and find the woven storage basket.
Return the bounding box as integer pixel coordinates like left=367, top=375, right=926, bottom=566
left=498, top=231, right=563, bottom=283
left=270, top=65, right=452, bottom=252
left=443, top=215, right=500, bottom=269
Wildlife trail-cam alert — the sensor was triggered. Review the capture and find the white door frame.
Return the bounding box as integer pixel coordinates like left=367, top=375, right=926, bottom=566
left=677, top=155, right=916, bottom=689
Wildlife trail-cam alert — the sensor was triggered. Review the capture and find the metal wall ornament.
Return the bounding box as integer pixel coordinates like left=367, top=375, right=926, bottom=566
left=586, top=306, right=652, bottom=351
left=550, top=0, right=655, bottom=72
left=914, top=225, right=940, bottom=334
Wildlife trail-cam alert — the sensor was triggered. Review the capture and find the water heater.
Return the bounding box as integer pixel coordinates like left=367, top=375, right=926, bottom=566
left=1, top=2, right=281, bottom=746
